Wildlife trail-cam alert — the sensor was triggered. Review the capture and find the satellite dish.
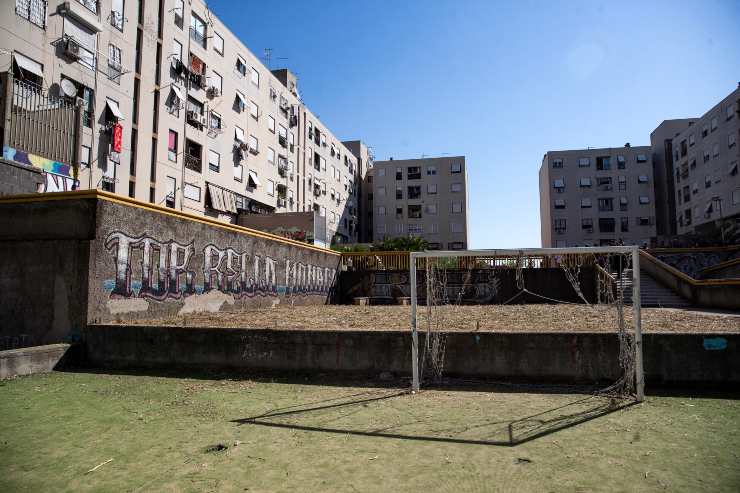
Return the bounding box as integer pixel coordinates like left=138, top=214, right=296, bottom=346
left=60, top=78, right=77, bottom=98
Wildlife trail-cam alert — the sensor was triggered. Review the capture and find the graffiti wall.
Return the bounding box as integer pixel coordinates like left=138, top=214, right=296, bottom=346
left=3, top=145, right=80, bottom=192
left=89, top=199, right=340, bottom=322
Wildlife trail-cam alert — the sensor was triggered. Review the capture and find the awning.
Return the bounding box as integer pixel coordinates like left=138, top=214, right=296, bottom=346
left=730, top=162, right=738, bottom=174
left=248, top=170, right=261, bottom=187
left=170, top=85, right=184, bottom=102
left=13, top=53, right=43, bottom=79
left=207, top=183, right=237, bottom=214
left=235, top=91, right=247, bottom=107
left=106, top=99, right=124, bottom=120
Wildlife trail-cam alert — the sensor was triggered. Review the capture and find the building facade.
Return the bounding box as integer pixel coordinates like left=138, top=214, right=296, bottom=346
left=370, top=156, right=469, bottom=250
left=1, top=0, right=366, bottom=245
left=671, top=86, right=740, bottom=240
left=539, top=146, right=656, bottom=247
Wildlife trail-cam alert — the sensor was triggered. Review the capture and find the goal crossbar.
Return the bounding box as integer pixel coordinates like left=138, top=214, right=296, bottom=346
left=409, top=246, right=644, bottom=402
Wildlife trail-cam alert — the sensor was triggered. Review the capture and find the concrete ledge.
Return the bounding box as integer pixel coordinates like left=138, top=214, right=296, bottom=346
left=84, top=326, right=740, bottom=387
left=0, top=343, right=72, bottom=379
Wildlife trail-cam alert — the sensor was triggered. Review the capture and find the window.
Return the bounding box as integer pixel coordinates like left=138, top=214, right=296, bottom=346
left=729, top=133, right=737, bottom=148
left=579, top=177, right=592, bottom=187
left=236, top=56, right=247, bottom=76
left=598, top=198, right=613, bottom=212
left=554, top=218, right=567, bottom=232
left=553, top=179, right=565, bottom=191
left=638, top=175, right=648, bottom=183
left=451, top=201, right=463, bottom=213
left=168, top=130, right=178, bottom=162
left=620, top=217, right=629, bottom=233
left=184, top=183, right=201, bottom=202
left=705, top=175, right=712, bottom=189
left=107, top=44, right=122, bottom=83
left=636, top=154, right=648, bottom=163
left=408, top=186, right=421, bottom=199
left=377, top=206, right=386, bottom=216
left=427, top=183, right=437, bottom=194
left=580, top=198, right=592, bottom=208
left=234, top=163, right=243, bottom=182
left=429, top=223, right=439, bottom=234
left=552, top=158, right=563, bottom=168
left=710, top=116, right=718, bottom=132
left=208, top=71, right=222, bottom=94
left=250, top=66, right=259, bottom=86
left=703, top=149, right=711, bottom=163
left=209, top=111, right=222, bottom=131
left=578, top=157, right=590, bottom=167
left=702, top=125, right=709, bottom=138
left=619, top=196, right=628, bottom=211
left=728, top=105, right=736, bottom=121
left=378, top=168, right=386, bottom=177
left=637, top=217, right=651, bottom=226
left=234, top=125, right=245, bottom=144
left=408, top=166, right=421, bottom=180
left=396, top=187, right=403, bottom=200
left=395, top=223, right=404, bottom=234
left=598, top=218, right=615, bottom=233
left=729, top=161, right=738, bottom=177
left=450, top=183, right=462, bottom=193
left=173, top=0, right=184, bottom=28
left=450, top=223, right=464, bottom=233
left=395, top=167, right=402, bottom=180
left=427, top=165, right=437, bottom=175
left=408, top=224, right=423, bottom=235
left=449, top=241, right=465, bottom=250
left=680, top=140, right=688, bottom=157
left=213, top=32, right=224, bottom=55
left=266, top=147, right=275, bottom=165
left=582, top=218, right=593, bottom=231
left=165, top=176, right=176, bottom=208
left=732, top=189, right=740, bottom=205
left=554, top=199, right=566, bottom=209
left=378, top=186, right=386, bottom=196
left=80, top=145, right=91, bottom=168
left=713, top=142, right=720, bottom=157
left=596, top=156, right=610, bottom=170
left=689, top=134, right=695, bottom=146
left=267, top=179, right=275, bottom=196
left=190, top=13, right=207, bottom=48
left=248, top=134, right=258, bottom=153
left=111, top=0, right=124, bottom=30
left=639, top=196, right=650, bottom=204
left=207, top=150, right=220, bottom=172
left=451, top=162, right=462, bottom=173
left=250, top=100, right=259, bottom=119
left=376, top=223, right=386, bottom=234
left=265, top=115, right=275, bottom=133
left=618, top=175, right=627, bottom=191
left=617, top=155, right=626, bottom=169
left=597, top=177, right=612, bottom=189
left=16, top=0, right=47, bottom=29
left=408, top=205, right=422, bottom=219
left=426, top=203, right=438, bottom=214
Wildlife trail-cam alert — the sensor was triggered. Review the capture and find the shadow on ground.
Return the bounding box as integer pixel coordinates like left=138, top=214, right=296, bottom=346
left=231, top=386, right=637, bottom=447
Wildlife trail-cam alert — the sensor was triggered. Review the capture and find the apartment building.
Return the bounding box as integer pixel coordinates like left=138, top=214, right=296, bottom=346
left=371, top=156, right=469, bottom=250
left=671, top=86, right=740, bottom=239
left=539, top=146, right=656, bottom=247
left=1, top=0, right=365, bottom=244
left=342, top=139, right=373, bottom=243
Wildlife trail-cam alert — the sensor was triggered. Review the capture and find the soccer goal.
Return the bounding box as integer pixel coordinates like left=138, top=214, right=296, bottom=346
left=409, top=246, right=645, bottom=402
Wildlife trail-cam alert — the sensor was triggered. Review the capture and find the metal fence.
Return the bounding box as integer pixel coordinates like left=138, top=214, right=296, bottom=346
left=5, top=76, right=79, bottom=167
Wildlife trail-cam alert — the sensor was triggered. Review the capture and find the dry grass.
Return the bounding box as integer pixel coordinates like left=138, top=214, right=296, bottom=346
left=121, top=304, right=740, bottom=333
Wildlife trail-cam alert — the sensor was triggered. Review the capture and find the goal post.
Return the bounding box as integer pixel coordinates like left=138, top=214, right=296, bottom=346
left=409, top=246, right=645, bottom=402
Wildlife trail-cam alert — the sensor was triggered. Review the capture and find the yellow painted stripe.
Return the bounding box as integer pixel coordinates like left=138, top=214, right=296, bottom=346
left=0, top=190, right=340, bottom=256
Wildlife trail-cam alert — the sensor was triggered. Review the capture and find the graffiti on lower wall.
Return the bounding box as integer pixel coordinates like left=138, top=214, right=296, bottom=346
left=103, top=231, right=336, bottom=301
left=3, top=145, right=76, bottom=178
left=369, top=270, right=501, bottom=303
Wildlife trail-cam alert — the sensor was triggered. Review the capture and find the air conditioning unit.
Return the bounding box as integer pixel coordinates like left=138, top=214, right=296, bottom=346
left=64, top=38, right=81, bottom=60
left=207, top=86, right=220, bottom=98
left=199, top=115, right=207, bottom=126
left=186, top=110, right=200, bottom=123
left=277, top=198, right=286, bottom=207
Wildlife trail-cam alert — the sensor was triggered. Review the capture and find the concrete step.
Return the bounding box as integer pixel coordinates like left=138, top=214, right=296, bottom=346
left=618, top=268, right=694, bottom=308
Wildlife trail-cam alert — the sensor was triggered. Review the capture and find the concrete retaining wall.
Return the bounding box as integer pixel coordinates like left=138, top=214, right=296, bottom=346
left=0, top=191, right=341, bottom=348
left=0, top=160, right=43, bottom=197
left=0, top=344, right=72, bottom=379
left=84, top=326, right=740, bottom=387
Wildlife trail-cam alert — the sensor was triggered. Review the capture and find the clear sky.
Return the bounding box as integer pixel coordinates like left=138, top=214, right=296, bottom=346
left=207, top=0, right=740, bottom=248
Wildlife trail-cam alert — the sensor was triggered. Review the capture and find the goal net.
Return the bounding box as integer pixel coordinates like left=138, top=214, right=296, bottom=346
left=409, top=247, right=644, bottom=402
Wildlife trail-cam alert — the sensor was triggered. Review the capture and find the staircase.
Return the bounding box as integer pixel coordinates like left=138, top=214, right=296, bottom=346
left=618, top=268, right=693, bottom=308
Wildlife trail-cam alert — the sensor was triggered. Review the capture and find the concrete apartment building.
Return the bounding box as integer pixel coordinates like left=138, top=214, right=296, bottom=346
left=1, top=0, right=366, bottom=244
left=540, top=146, right=656, bottom=247
left=672, top=86, right=740, bottom=239
left=370, top=156, right=469, bottom=250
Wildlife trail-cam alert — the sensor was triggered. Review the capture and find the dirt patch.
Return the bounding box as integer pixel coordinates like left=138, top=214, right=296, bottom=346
left=116, top=305, right=740, bottom=333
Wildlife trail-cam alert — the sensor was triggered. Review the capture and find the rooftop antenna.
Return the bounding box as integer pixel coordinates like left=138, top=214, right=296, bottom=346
left=262, top=48, right=272, bottom=69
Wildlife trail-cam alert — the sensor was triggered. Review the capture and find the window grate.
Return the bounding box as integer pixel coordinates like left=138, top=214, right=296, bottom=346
left=16, top=0, right=47, bottom=29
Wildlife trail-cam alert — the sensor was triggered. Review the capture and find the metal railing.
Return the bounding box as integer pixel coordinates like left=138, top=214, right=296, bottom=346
left=184, top=153, right=202, bottom=173
left=340, top=251, right=571, bottom=272
left=3, top=74, right=80, bottom=167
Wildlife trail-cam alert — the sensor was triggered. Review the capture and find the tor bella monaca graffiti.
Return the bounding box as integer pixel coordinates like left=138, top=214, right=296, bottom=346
left=103, top=231, right=336, bottom=301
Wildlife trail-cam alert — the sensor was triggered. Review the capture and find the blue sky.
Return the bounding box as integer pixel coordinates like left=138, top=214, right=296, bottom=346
left=208, top=0, right=740, bottom=247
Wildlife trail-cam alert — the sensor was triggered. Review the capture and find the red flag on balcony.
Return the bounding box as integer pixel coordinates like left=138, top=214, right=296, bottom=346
left=112, top=123, right=123, bottom=153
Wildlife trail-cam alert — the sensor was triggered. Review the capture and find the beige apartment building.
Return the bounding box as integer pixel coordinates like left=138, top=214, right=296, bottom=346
left=672, top=86, right=740, bottom=239
left=370, top=156, right=469, bottom=250
left=1, top=0, right=366, bottom=244
left=539, top=146, right=657, bottom=247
